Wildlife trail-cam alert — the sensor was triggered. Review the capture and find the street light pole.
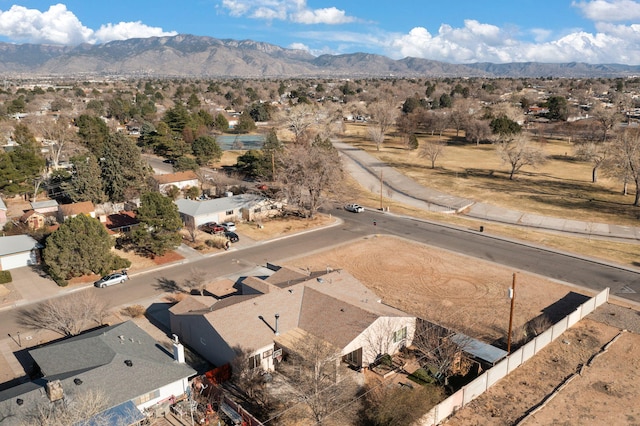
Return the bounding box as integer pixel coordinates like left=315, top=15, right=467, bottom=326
left=507, top=272, right=517, bottom=353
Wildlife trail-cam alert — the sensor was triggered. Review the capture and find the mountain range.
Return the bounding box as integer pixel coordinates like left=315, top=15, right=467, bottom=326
left=1, top=34, right=639, bottom=79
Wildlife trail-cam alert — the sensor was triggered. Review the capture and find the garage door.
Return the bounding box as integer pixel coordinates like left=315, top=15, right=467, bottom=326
left=0, top=251, right=34, bottom=270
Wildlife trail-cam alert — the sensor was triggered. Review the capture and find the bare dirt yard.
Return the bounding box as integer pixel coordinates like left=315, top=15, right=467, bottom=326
left=285, top=236, right=640, bottom=425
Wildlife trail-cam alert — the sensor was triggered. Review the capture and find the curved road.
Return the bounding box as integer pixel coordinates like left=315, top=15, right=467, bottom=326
left=2, top=207, right=639, bottom=337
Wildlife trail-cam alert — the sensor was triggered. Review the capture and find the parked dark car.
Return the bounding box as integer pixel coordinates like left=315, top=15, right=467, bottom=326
left=225, top=231, right=239, bottom=243
left=200, top=222, right=224, bottom=234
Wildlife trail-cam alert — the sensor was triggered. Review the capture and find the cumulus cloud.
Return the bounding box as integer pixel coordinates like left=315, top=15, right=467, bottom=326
left=0, top=3, right=176, bottom=45
left=220, top=0, right=355, bottom=24
left=384, top=17, right=640, bottom=64
left=94, top=22, right=177, bottom=43
left=0, top=4, right=93, bottom=45
left=572, top=0, right=640, bottom=21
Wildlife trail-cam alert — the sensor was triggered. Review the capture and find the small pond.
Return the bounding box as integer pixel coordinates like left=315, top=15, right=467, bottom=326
left=216, top=134, right=266, bottom=150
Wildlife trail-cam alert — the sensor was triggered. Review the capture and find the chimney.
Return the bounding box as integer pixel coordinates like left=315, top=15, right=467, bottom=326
left=275, top=313, right=280, bottom=336
left=46, top=380, right=64, bottom=402
left=172, top=334, right=185, bottom=363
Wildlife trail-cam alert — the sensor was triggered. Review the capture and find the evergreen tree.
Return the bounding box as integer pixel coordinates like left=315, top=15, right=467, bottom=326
left=130, top=192, right=182, bottom=257
left=43, top=215, right=129, bottom=286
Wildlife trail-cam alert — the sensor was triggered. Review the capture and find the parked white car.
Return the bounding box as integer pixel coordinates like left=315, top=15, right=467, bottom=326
left=94, top=271, right=129, bottom=288
left=344, top=203, right=364, bottom=213
left=221, top=221, right=237, bottom=232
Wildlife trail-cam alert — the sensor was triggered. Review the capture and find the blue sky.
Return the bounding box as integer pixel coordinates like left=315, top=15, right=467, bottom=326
left=0, top=1, right=640, bottom=64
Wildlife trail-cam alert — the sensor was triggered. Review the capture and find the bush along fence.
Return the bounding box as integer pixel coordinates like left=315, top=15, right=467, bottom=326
left=417, top=287, right=610, bottom=425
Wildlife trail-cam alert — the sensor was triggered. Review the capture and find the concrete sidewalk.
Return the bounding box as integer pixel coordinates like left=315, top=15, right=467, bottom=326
left=335, top=140, right=640, bottom=241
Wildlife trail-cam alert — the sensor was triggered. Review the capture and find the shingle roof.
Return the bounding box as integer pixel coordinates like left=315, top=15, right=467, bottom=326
left=26, top=321, right=194, bottom=406
left=58, top=201, right=95, bottom=217
left=175, top=270, right=413, bottom=354
left=31, top=199, right=59, bottom=210
left=0, top=198, right=6, bottom=210
left=153, top=171, right=199, bottom=185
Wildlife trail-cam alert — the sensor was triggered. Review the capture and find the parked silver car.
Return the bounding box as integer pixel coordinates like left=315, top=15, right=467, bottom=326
left=94, top=271, right=129, bottom=288
left=221, top=221, right=237, bottom=232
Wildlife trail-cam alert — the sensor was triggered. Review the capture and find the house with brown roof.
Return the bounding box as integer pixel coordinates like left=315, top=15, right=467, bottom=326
left=169, top=266, right=415, bottom=372
left=57, top=201, right=95, bottom=222
left=152, top=171, right=200, bottom=195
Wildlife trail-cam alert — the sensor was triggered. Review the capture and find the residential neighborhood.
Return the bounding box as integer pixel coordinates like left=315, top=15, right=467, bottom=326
left=0, top=73, right=639, bottom=426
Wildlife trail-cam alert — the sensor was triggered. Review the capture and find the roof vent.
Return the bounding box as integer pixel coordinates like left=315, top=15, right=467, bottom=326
left=124, top=359, right=133, bottom=367
left=16, top=398, right=23, bottom=406
left=317, top=278, right=324, bottom=283
left=74, top=378, right=83, bottom=386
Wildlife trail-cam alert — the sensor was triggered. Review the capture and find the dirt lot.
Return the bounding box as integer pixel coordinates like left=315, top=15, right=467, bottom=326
left=288, top=236, right=597, bottom=342
left=286, top=236, right=640, bottom=425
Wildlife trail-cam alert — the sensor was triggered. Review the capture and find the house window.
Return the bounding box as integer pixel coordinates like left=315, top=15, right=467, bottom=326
left=134, top=389, right=160, bottom=405
left=225, top=210, right=234, bottom=215
left=249, top=354, right=261, bottom=370
left=263, top=349, right=273, bottom=359
left=393, top=327, right=407, bottom=343
left=254, top=207, right=262, bottom=213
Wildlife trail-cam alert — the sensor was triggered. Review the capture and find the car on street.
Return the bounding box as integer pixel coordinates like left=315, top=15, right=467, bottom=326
left=220, top=221, right=237, bottom=232
left=344, top=203, right=364, bottom=213
left=94, top=271, right=129, bottom=288
left=225, top=231, right=239, bottom=243
left=200, top=222, right=225, bottom=234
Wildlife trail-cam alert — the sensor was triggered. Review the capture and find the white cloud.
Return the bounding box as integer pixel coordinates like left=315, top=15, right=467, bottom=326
left=0, top=4, right=93, bottom=44
left=94, top=22, right=177, bottom=43
left=572, top=0, right=640, bottom=21
left=220, top=0, right=356, bottom=25
left=0, top=3, right=176, bottom=45
left=383, top=17, right=640, bottom=64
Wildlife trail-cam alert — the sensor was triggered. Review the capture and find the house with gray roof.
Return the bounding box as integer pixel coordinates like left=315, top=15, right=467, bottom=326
left=176, top=193, right=280, bottom=228
left=0, top=321, right=196, bottom=425
left=169, top=267, right=415, bottom=373
left=0, top=198, right=7, bottom=228
left=0, top=235, right=40, bottom=270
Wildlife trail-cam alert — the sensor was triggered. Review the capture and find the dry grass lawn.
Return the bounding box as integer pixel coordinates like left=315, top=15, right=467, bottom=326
left=343, top=123, right=640, bottom=226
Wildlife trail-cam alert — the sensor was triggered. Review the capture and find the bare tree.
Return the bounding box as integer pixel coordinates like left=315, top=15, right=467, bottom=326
left=606, top=128, right=640, bottom=206
left=419, top=138, right=446, bottom=169
left=277, top=144, right=343, bottom=218
left=590, top=103, right=621, bottom=142
left=278, top=103, right=316, bottom=145
left=367, top=97, right=399, bottom=151
left=228, top=346, right=272, bottom=410
left=496, top=134, right=547, bottom=180
left=464, top=119, right=492, bottom=146
left=40, top=116, right=79, bottom=170
left=574, top=136, right=613, bottom=183
left=21, top=388, right=115, bottom=426
left=17, top=293, right=109, bottom=337
left=278, top=333, right=357, bottom=424
left=411, top=320, right=471, bottom=385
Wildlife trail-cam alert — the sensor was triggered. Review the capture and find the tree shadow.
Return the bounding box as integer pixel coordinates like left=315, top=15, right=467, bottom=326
left=153, top=277, right=182, bottom=293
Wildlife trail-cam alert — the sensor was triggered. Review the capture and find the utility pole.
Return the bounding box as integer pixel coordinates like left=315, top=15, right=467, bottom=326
left=379, top=169, right=383, bottom=210
left=507, top=272, right=517, bottom=353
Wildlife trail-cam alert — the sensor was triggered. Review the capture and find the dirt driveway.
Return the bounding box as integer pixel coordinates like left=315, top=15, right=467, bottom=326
left=286, top=236, right=640, bottom=425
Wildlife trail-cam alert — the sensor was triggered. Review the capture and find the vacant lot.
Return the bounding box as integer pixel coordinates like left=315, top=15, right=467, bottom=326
left=286, top=236, right=639, bottom=425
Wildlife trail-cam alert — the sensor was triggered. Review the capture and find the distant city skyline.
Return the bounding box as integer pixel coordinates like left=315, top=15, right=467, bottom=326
left=0, top=1, right=639, bottom=65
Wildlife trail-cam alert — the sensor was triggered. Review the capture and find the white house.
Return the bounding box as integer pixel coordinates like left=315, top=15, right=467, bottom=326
left=176, top=193, right=277, bottom=228
left=0, top=235, right=40, bottom=270
left=0, top=321, right=196, bottom=425
left=153, top=171, right=200, bottom=195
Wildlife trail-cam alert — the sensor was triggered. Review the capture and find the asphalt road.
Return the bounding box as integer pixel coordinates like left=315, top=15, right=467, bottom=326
left=2, top=207, right=639, bottom=338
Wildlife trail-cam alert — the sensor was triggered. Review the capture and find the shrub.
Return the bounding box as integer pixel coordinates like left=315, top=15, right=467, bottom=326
left=120, top=305, right=146, bottom=318
left=408, top=368, right=435, bottom=385
left=0, top=271, right=12, bottom=284
left=205, top=235, right=228, bottom=249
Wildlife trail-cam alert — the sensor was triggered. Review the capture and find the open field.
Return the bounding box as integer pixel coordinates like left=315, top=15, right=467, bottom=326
left=343, top=123, right=640, bottom=226
left=285, top=236, right=640, bottom=425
